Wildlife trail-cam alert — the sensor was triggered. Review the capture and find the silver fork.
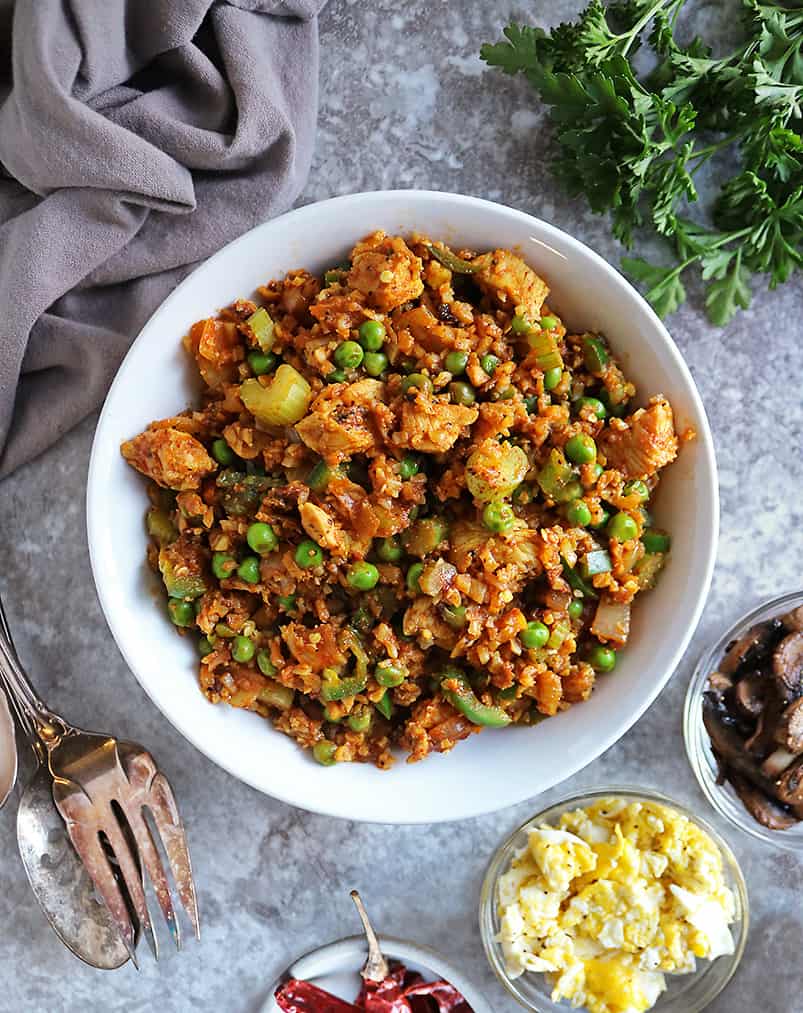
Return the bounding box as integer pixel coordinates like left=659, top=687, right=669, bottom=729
left=0, top=595, right=199, bottom=964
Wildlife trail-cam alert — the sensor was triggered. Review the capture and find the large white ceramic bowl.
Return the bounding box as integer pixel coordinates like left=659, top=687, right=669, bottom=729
left=87, top=190, right=718, bottom=824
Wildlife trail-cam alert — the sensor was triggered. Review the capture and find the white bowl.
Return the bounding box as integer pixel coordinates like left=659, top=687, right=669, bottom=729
left=262, top=934, right=492, bottom=1012
left=87, top=190, right=718, bottom=824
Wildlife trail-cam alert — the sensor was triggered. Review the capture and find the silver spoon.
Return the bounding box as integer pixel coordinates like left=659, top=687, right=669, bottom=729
left=0, top=687, right=16, bottom=808
left=0, top=598, right=130, bottom=969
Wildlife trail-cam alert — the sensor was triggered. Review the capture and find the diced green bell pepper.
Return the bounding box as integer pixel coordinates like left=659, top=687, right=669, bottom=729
left=441, top=669, right=511, bottom=727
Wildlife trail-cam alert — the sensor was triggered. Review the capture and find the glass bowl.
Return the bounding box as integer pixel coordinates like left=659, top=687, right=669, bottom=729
left=684, top=589, right=803, bottom=852
left=479, top=787, right=748, bottom=1013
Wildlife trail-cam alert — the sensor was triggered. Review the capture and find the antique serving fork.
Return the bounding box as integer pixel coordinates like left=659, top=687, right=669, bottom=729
left=0, top=595, right=199, bottom=964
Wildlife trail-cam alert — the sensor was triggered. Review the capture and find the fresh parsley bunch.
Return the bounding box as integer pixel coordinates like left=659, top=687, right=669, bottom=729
left=481, top=0, right=803, bottom=324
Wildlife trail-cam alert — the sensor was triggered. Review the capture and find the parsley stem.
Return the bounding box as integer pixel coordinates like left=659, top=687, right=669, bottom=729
left=688, top=131, right=748, bottom=169
left=620, top=0, right=684, bottom=57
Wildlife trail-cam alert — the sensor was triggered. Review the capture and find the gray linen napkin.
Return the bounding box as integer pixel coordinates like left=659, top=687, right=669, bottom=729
left=0, top=0, right=326, bottom=477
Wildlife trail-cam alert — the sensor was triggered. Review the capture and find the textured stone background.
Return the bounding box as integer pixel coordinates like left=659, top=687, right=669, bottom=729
left=1, top=1, right=802, bottom=1010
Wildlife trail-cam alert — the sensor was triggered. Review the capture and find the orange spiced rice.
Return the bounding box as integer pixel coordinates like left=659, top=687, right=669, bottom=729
left=121, top=232, right=683, bottom=769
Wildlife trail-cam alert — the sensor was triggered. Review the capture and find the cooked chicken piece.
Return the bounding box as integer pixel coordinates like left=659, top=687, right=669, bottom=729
left=599, top=398, right=679, bottom=479
left=295, top=379, right=387, bottom=464
left=183, top=318, right=243, bottom=388
left=298, top=501, right=348, bottom=554
left=393, top=304, right=464, bottom=353
left=121, top=426, right=217, bottom=490
left=472, top=248, right=549, bottom=321
left=393, top=392, right=478, bottom=454
left=348, top=232, right=424, bottom=311
left=281, top=622, right=346, bottom=671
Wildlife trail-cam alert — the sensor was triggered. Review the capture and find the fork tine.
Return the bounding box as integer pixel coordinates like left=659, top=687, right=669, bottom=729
left=123, top=804, right=181, bottom=950
left=147, top=771, right=200, bottom=939
left=101, top=809, right=159, bottom=961
left=52, top=780, right=139, bottom=968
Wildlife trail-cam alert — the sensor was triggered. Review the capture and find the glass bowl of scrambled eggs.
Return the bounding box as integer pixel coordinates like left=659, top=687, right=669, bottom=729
left=479, top=788, right=748, bottom=1013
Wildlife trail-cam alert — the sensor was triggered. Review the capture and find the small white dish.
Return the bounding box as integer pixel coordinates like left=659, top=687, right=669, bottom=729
left=263, top=934, right=492, bottom=1012
left=87, top=190, right=718, bottom=823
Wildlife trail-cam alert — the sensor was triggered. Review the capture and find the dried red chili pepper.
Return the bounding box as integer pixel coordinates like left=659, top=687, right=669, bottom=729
left=275, top=978, right=362, bottom=1013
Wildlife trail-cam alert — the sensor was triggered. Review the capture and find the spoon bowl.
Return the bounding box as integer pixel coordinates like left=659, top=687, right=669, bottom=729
left=0, top=690, right=16, bottom=809
left=16, top=763, right=130, bottom=969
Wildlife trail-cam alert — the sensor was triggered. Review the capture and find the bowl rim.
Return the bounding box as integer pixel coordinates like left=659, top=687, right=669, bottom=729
left=87, top=189, right=719, bottom=822
left=683, top=588, right=803, bottom=851
left=478, top=784, right=749, bottom=1013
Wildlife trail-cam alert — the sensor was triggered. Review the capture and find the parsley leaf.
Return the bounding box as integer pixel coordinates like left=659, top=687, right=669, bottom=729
left=481, top=0, right=803, bottom=325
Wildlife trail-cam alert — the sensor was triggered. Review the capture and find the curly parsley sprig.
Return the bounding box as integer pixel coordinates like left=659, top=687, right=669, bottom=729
left=481, top=0, right=803, bottom=324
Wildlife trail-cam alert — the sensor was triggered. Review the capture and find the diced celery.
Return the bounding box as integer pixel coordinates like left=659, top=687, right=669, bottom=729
left=240, top=366, right=311, bottom=426
left=246, top=307, right=275, bottom=351
left=581, top=548, right=612, bottom=579
left=146, top=508, right=177, bottom=546
left=537, top=448, right=578, bottom=503
left=528, top=329, right=563, bottom=372
left=257, top=679, right=294, bottom=710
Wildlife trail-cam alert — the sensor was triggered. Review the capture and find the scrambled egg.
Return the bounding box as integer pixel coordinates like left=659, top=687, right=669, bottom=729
left=497, top=798, right=736, bottom=1013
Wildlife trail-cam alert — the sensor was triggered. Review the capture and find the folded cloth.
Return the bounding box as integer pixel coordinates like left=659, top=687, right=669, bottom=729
left=0, top=0, right=326, bottom=476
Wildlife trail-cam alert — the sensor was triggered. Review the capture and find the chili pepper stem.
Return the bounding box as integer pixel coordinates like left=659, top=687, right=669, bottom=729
left=350, top=890, right=390, bottom=983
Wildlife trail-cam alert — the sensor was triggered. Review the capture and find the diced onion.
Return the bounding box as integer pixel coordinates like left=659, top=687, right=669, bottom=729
left=466, top=442, right=529, bottom=503
left=591, top=595, right=631, bottom=647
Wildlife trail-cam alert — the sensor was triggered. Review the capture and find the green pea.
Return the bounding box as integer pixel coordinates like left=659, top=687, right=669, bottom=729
left=561, top=480, right=584, bottom=503
left=511, top=313, right=531, bottom=334
left=248, top=350, right=278, bottom=376
left=363, top=351, right=389, bottom=376
left=398, top=455, right=420, bottom=480
left=582, top=335, right=609, bottom=374
left=607, top=511, right=639, bottom=542
left=212, top=552, right=237, bottom=580
left=591, top=462, right=604, bottom=482
left=358, top=319, right=386, bottom=350
left=521, top=621, right=549, bottom=649
left=256, top=649, right=277, bottom=677
left=482, top=501, right=515, bottom=534
left=588, top=644, right=617, bottom=672
left=568, top=599, right=584, bottom=620
left=543, top=367, right=562, bottom=391
left=237, top=556, right=261, bottom=583
left=347, top=707, right=373, bottom=733
left=442, top=603, right=467, bottom=629
left=377, top=537, right=404, bottom=563
left=334, top=340, right=364, bottom=369
left=211, top=438, right=236, bottom=466
left=479, top=354, right=499, bottom=376
left=524, top=395, right=539, bottom=414
left=577, top=396, right=607, bottom=419
left=168, top=599, right=195, bottom=627
left=347, top=561, right=379, bottom=590
left=566, top=500, right=592, bottom=527
left=327, top=368, right=347, bottom=384
left=406, top=562, right=424, bottom=593
left=247, top=522, right=279, bottom=555
left=565, top=433, right=597, bottom=465
left=313, top=741, right=338, bottom=766
left=623, top=479, right=649, bottom=502
left=231, top=635, right=255, bottom=663
left=445, top=350, right=468, bottom=374
left=198, top=636, right=215, bottom=656
left=375, top=661, right=405, bottom=688
left=540, top=315, right=559, bottom=330
left=402, top=373, right=433, bottom=395
left=449, top=381, right=476, bottom=406
left=277, top=594, right=297, bottom=612
left=322, top=703, right=342, bottom=723
left=295, top=539, right=323, bottom=569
